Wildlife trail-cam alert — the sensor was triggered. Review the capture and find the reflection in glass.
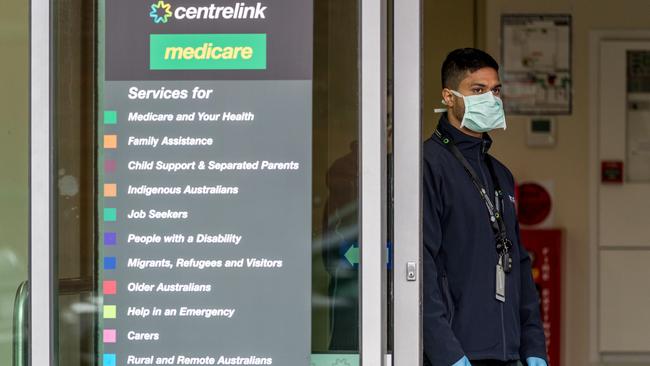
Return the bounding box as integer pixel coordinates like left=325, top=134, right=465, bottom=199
left=0, top=1, right=29, bottom=365
left=321, top=141, right=359, bottom=351
left=54, top=0, right=97, bottom=365
left=312, top=0, right=361, bottom=361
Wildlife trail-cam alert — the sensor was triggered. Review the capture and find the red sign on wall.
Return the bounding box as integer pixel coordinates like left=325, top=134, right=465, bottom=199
left=518, top=183, right=552, bottom=226
left=520, top=229, right=562, bottom=366
left=601, top=161, right=624, bottom=184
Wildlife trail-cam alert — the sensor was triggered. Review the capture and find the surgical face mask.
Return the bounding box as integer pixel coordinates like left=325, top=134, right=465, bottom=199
left=449, top=89, right=507, bottom=133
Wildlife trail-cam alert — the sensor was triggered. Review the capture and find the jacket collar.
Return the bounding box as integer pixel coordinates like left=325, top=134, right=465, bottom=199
left=435, top=113, right=493, bottom=157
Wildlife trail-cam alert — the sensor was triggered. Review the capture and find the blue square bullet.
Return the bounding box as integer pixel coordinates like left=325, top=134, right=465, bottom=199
left=104, top=257, right=117, bottom=270
left=103, top=354, right=116, bottom=366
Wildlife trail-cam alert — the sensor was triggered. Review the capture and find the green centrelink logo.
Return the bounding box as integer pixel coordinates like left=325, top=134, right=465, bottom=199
left=150, top=1, right=173, bottom=24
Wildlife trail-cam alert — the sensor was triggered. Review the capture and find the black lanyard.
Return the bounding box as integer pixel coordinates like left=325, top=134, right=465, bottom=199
left=434, top=127, right=513, bottom=271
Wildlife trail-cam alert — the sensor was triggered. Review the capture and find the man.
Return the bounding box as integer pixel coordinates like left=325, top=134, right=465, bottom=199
left=423, top=48, right=547, bottom=366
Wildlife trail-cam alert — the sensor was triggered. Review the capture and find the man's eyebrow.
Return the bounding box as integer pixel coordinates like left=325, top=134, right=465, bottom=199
left=469, top=82, right=503, bottom=88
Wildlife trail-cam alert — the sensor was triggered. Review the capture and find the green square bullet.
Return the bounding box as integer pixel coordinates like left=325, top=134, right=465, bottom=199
left=103, top=305, right=116, bottom=319
left=104, top=208, right=117, bottom=222
left=104, top=111, right=117, bottom=125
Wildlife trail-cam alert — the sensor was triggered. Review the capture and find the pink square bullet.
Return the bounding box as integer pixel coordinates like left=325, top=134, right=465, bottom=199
left=103, top=280, right=117, bottom=295
left=104, top=329, right=116, bottom=343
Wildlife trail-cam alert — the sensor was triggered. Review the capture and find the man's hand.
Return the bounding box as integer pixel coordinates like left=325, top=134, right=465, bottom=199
left=526, top=357, right=547, bottom=366
left=451, top=356, right=471, bottom=366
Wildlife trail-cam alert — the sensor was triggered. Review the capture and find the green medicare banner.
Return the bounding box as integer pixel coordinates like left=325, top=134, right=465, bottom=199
left=150, top=33, right=267, bottom=70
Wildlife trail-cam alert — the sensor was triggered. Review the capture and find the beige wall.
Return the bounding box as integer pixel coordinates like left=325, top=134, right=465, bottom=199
left=0, top=0, right=29, bottom=363
left=423, top=0, right=478, bottom=139
left=479, top=1, right=650, bottom=366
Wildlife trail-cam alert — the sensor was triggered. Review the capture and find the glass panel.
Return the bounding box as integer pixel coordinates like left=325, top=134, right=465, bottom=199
left=626, top=50, right=650, bottom=182
left=51, top=0, right=367, bottom=365
left=312, top=0, right=361, bottom=362
left=54, top=0, right=97, bottom=364
left=0, top=2, right=29, bottom=366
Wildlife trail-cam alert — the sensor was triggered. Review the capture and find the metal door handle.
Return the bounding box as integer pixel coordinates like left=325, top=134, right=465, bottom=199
left=13, top=280, right=29, bottom=366
left=406, top=262, right=417, bottom=281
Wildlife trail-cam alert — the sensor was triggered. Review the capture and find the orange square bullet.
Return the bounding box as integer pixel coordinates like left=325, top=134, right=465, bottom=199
left=104, top=135, right=117, bottom=149
left=104, top=184, right=117, bottom=197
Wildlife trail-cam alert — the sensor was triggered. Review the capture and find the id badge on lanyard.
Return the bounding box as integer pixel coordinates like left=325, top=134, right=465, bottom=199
left=496, top=256, right=506, bottom=302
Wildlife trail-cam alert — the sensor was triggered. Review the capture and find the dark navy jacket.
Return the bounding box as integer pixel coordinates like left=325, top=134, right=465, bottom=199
left=423, top=114, right=547, bottom=365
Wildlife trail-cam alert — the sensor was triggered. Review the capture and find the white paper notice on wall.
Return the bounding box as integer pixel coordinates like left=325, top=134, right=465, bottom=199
left=501, top=14, right=572, bottom=115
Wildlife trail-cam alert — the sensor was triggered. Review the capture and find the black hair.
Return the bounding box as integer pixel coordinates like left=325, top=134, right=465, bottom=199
left=441, top=48, right=499, bottom=89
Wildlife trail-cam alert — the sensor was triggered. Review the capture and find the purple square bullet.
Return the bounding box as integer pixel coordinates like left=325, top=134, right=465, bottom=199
left=104, top=232, right=117, bottom=246
left=105, top=160, right=116, bottom=173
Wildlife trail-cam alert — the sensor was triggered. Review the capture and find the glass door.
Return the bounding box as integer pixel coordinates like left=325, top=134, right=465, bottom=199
left=28, top=0, right=412, bottom=365
left=0, top=2, right=29, bottom=366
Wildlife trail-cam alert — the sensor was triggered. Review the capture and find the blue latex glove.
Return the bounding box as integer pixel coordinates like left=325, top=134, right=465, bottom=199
left=452, top=356, right=472, bottom=366
left=526, top=357, right=547, bottom=366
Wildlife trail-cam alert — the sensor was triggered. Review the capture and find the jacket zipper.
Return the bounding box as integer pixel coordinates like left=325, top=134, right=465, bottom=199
left=479, top=143, right=507, bottom=359
left=500, top=302, right=507, bottom=359
left=477, top=144, right=490, bottom=189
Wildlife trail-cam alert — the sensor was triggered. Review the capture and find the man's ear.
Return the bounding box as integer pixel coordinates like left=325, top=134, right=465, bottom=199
left=441, top=88, right=454, bottom=107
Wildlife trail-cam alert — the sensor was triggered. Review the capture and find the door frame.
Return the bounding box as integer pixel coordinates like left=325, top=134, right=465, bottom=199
left=29, top=0, right=423, bottom=365
left=30, top=0, right=54, bottom=364
left=588, top=29, right=650, bottom=364
left=392, top=0, right=422, bottom=365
